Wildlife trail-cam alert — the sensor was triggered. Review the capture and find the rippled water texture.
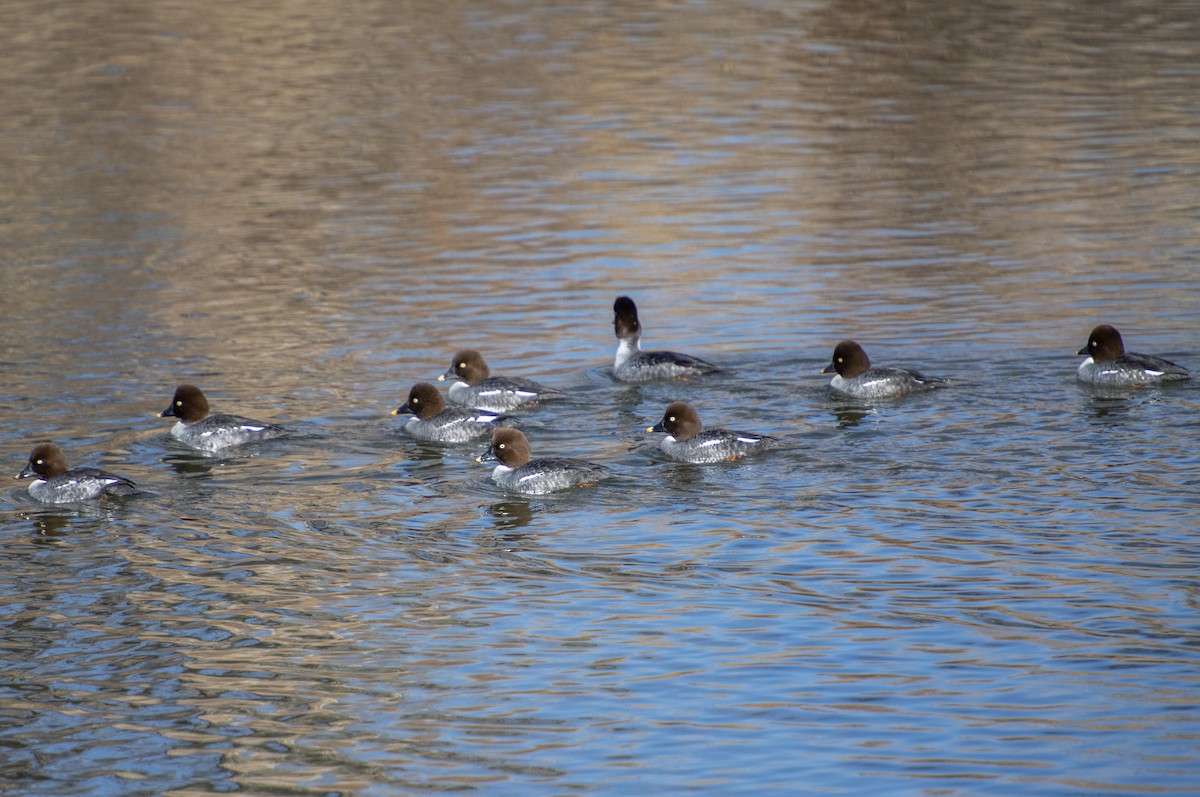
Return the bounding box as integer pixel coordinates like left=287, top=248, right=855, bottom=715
left=3, top=1, right=1200, bottom=794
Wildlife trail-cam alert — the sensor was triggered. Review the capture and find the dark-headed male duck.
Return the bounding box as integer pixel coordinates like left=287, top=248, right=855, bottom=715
left=612, top=296, right=722, bottom=383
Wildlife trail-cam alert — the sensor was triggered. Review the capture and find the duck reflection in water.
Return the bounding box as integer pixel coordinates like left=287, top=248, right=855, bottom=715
left=829, top=403, right=873, bottom=429
left=486, top=500, right=534, bottom=531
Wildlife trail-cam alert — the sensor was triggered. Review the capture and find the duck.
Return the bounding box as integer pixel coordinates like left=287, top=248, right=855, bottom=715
left=612, top=295, right=722, bottom=383
left=647, top=401, right=778, bottom=463
left=15, top=442, right=137, bottom=503
left=437, top=349, right=565, bottom=412
left=821, top=340, right=946, bottom=399
left=159, top=384, right=286, bottom=452
left=1076, top=324, right=1189, bottom=386
left=392, top=382, right=514, bottom=443
left=476, top=428, right=609, bottom=495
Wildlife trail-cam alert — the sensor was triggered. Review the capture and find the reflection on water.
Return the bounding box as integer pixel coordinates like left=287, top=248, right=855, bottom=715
left=486, top=500, right=536, bottom=532
left=3, top=0, right=1200, bottom=794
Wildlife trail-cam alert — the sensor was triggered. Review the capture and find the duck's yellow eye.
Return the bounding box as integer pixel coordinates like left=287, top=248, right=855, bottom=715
left=175, top=400, right=183, bottom=407
left=837, top=357, right=843, bottom=363
left=459, top=362, right=466, bottom=369
left=668, top=416, right=676, bottom=422
left=35, top=459, right=43, bottom=465
left=498, top=443, right=506, bottom=450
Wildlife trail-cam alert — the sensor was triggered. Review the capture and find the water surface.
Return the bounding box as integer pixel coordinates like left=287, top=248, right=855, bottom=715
left=3, top=1, right=1200, bottom=794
